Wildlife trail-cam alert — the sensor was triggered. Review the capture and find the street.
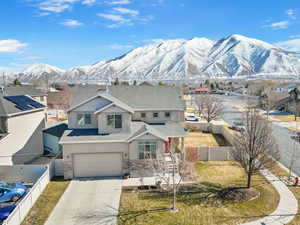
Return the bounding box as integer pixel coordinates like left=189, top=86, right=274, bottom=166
left=218, top=95, right=300, bottom=177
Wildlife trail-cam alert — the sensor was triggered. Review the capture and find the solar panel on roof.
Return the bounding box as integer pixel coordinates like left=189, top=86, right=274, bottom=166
left=4, top=95, right=45, bottom=111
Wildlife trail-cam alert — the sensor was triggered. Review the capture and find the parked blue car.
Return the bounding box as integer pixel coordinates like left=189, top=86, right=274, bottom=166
left=0, top=182, right=27, bottom=203
left=0, top=204, right=16, bottom=220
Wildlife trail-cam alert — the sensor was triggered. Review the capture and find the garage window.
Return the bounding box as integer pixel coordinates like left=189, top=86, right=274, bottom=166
left=77, top=113, right=92, bottom=126
left=138, top=141, right=157, bottom=159
left=107, top=114, right=122, bottom=129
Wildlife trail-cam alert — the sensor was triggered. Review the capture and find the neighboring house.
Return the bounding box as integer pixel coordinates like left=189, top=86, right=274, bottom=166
left=60, top=86, right=186, bottom=179
left=273, top=83, right=300, bottom=93
left=43, top=123, right=68, bottom=155
left=273, top=87, right=300, bottom=115
left=0, top=95, right=46, bottom=165
left=1, top=85, right=48, bottom=106
left=195, top=88, right=209, bottom=94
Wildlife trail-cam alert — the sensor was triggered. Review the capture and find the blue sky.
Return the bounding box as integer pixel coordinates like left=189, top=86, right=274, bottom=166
left=1, top=0, right=300, bottom=72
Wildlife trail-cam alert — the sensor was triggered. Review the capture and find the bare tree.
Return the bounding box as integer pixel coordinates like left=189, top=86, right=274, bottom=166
left=195, top=94, right=223, bottom=123
left=231, top=108, right=279, bottom=188
left=261, top=89, right=283, bottom=119
left=126, top=144, right=195, bottom=212
left=60, top=83, right=73, bottom=110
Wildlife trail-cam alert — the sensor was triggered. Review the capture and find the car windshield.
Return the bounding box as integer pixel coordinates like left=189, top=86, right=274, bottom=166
left=0, top=182, right=16, bottom=189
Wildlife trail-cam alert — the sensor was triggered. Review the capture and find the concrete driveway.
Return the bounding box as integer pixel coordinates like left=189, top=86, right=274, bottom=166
left=45, top=178, right=122, bottom=225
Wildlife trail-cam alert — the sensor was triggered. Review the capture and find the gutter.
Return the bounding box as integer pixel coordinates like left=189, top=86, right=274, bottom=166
left=0, top=107, right=45, bottom=118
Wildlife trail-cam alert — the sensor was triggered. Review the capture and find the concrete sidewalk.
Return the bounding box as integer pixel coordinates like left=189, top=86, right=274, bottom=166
left=241, top=169, right=298, bottom=225
left=45, top=178, right=122, bottom=225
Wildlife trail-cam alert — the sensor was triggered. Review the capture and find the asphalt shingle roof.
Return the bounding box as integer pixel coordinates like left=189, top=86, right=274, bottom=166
left=4, top=85, right=46, bottom=96
left=69, top=85, right=185, bottom=110
left=0, top=94, right=45, bottom=116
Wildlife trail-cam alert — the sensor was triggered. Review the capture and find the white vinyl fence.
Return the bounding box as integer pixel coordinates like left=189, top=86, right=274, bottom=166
left=2, top=163, right=54, bottom=225
left=198, top=147, right=233, bottom=161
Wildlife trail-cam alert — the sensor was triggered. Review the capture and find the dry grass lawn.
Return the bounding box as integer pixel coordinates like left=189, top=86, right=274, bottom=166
left=21, top=177, right=70, bottom=225
left=272, top=115, right=300, bottom=122
left=185, top=132, right=230, bottom=147
left=118, top=161, right=279, bottom=225
left=288, top=127, right=300, bottom=132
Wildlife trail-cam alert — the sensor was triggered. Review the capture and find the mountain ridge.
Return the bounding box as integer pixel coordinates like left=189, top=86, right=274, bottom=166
left=18, top=34, right=300, bottom=82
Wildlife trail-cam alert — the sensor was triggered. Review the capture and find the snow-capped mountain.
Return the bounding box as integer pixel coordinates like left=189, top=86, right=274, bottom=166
left=19, top=64, right=65, bottom=82
left=18, top=35, right=300, bottom=82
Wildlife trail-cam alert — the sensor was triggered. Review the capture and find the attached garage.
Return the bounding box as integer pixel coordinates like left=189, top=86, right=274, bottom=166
left=73, top=153, right=123, bottom=178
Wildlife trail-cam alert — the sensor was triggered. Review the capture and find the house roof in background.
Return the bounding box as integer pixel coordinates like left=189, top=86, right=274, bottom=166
left=0, top=95, right=45, bottom=116
left=108, top=86, right=185, bottom=110
left=68, top=85, right=185, bottom=111
left=4, top=85, right=46, bottom=97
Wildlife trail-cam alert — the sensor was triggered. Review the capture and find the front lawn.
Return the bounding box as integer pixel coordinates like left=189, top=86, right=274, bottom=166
left=118, top=161, right=279, bottom=225
left=21, top=177, right=70, bottom=225
left=271, top=114, right=300, bottom=122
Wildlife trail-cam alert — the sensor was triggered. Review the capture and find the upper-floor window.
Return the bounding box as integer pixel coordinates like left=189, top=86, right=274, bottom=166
left=77, top=113, right=91, bottom=126
left=165, top=112, right=170, bottom=117
left=107, top=114, right=122, bottom=129
left=141, top=112, right=146, bottom=118
left=153, top=112, right=159, bottom=118
left=138, top=141, right=157, bottom=159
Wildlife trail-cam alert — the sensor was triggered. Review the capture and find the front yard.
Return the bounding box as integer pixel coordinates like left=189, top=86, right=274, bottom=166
left=118, top=161, right=279, bottom=225
left=21, top=177, right=70, bottom=225
left=184, top=131, right=230, bottom=147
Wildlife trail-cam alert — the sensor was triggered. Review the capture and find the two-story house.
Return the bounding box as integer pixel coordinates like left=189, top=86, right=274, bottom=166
left=60, top=86, right=186, bottom=179
left=0, top=94, right=46, bottom=164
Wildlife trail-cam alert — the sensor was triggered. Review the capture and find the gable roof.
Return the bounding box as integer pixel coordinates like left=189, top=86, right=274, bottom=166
left=67, top=92, right=134, bottom=113
left=127, top=123, right=168, bottom=142
left=68, top=85, right=185, bottom=111
left=0, top=94, right=45, bottom=117
left=108, top=86, right=185, bottom=110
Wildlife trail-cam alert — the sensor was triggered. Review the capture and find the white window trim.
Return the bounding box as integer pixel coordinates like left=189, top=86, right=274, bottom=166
left=77, top=113, right=92, bottom=126
left=138, top=140, right=157, bottom=159
left=106, top=113, right=122, bottom=129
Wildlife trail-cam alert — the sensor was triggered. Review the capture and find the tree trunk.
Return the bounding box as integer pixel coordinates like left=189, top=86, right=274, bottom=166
left=247, top=172, right=252, bottom=188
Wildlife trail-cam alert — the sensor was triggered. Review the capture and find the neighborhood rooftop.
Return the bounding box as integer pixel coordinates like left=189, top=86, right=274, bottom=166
left=0, top=95, right=45, bottom=116
left=70, top=85, right=185, bottom=110
left=2, top=85, right=46, bottom=97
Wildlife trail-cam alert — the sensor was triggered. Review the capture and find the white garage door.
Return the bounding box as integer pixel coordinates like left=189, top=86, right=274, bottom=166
left=73, top=153, right=123, bottom=178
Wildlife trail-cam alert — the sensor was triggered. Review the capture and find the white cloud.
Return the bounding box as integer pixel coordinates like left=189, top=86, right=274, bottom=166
left=82, top=0, right=96, bottom=5
left=275, top=39, right=300, bottom=52
left=113, top=7, right=139, bottom=16
left=98, top=13, right=128, bottom=22
left=0, top=40, right=27, bottom=53
left=110, top=44, right=133, bottom=49
left=269, top=21, right=289, bottom=29
left=105, top=0, right=131, bottom=5
left=289, top=34, right=300, bottom=39
left=97, top=13, right=133, bottom=27
left=60, top=19, right=83, bottom=27
left=286, top=9, right=296, bottom=19
left=38, top=0, right=79, bottom=13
